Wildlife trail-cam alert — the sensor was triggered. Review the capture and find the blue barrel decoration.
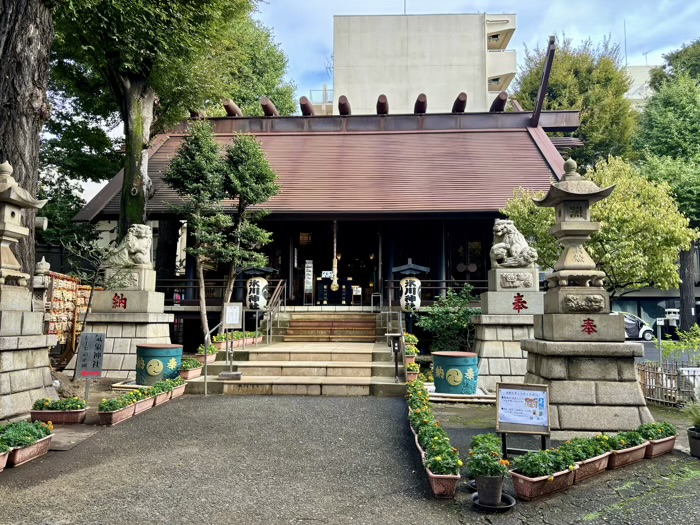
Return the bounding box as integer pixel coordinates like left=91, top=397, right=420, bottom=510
left=135, top=344, right=183, bottom=386
left=432, top=351, right=479, bottom=395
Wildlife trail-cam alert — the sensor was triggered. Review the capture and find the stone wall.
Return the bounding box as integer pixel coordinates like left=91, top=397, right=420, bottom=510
left=474, top=314, right=533, bottom=392
left=0, top=287, right=58, bottom=421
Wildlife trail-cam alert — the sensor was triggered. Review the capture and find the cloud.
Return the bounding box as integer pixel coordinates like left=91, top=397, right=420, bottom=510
left=254, top=0, right=698, bottom=105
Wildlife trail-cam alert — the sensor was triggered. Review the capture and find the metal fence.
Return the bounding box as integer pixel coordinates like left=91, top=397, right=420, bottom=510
left=637, top=361, right=700, bottom=407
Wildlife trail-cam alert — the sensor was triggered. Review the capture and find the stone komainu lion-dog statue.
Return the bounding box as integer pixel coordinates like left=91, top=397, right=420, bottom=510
left=105, top=224, right=153, bottom=268
left=489, top=219, right=538, bottom=268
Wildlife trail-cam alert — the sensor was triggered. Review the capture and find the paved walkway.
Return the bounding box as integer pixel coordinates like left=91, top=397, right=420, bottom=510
left=1, top=397, right=699, bottom=524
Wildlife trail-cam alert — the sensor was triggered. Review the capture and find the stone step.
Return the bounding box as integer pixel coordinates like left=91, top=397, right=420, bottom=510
left=184, top=375, right=406, bottom=397
left=205, top=360, right=399, bottom=378
left=286, top=328, right=376, bottom=336
left=285, top=313, right=377, bottom=322
left=282, top=335, right=377, bottom=343
left=248, top=348, right=373, bottom=362
left=288, top=320, right=376, bottom=327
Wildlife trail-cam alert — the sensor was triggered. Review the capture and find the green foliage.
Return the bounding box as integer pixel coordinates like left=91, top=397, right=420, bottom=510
left=684, top=400, right=700, bottom=430
left=650, top=38, right=700, bottom=91
left=32, top=397, right=87, bottom=411
left=0, top=441, right=9, bottom=454
left=637, top=422, right=677, bottom=440
left=97, top=397, right=126, bottom=413
left=636, top=74, right=700, bottom=160
left=417, top=368, right=434, bottom=383
left=197, top=344, right=218, bottom=355
left=607, top=431, right=646, bottom=450
left=406, top=362, right=420, bottom=372
left=469, top=433, right=502, bottom=455
left=512, top=449, right=577, bottom=479
left=503, top=157, right=696, bottom=295
left=416, top=285, right=479, bottom=351
left=404, top=344, right=418, bottom=356
left=212, top=334, right=227, bottom=343
left=512, top=36, right=636, bottom=167
left=403, top=333, right=419, bottom=345
left=0, top=421, right=52, bottom=448
left=558, top=437, right=609, bottom=462
left=467, top=450, right=510, bottom=477
left=180, top=358, right=203, bottom=371
left=37, top=175, right=98, bottom=246
left=660, top=324, right=700, bottom=360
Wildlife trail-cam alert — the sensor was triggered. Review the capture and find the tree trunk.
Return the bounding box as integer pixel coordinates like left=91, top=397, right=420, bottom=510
left=0, top=0, right=53, bottom=275
left=118, top=76, right=155, bottom=240
left=679, top=246, right=696, bottom=331
left=218, top=264, right=238, bottom=334
left=196, top=256, right=210, bottom=343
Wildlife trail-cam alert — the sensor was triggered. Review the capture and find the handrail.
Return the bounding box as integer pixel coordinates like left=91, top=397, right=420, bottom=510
left=265, top=279, right=286, bottom=343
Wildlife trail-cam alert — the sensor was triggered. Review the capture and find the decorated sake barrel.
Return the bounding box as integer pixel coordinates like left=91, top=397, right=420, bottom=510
left=135, top=344, right=183, bottom=386
left=432, top=351, right=479, bottom=395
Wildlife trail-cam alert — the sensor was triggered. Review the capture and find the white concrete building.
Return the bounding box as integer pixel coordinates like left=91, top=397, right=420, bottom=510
left=332, top=13, right=517, bottom=114
left=625, top=65, right=657, bottom=108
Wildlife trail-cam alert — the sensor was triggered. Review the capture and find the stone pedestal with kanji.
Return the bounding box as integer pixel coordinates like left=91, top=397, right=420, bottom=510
left=475, top=219, right=544, bottom=392
left=65, top=225, right=173, bottom=379
left=522, top=159, right=651, bottom=439
left=0, top=161, right=57, bottom=421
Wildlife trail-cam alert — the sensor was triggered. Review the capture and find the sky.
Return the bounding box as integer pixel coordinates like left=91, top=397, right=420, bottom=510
left=254, top=0, right=700, bottom=101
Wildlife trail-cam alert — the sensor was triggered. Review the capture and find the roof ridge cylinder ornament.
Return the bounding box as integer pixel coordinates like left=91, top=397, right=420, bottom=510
left=376, top=94, right=389, bottom=115
left=0, top=160, right=48, bottom=286
left=489, top=91, right=508, bottom=112
left=338, top=95, right=351, bottom=116
left=260, top=96, right=279, bottom=117
left=414, top=93, right=427, bottom=114
left=299, top=96, right=315, bottom=116
left=452, top=92, right=467, bottom=113
left=223, top=99, right=242, bottom=117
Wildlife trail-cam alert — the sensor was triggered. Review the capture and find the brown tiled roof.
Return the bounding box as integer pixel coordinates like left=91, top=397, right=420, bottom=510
left=77, top=113, right=571, bottom=221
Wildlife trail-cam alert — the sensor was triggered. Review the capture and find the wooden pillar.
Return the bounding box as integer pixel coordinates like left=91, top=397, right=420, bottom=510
left=438, top=221, right=447, bottom=297
left=288, top=233, right=295, bottom=301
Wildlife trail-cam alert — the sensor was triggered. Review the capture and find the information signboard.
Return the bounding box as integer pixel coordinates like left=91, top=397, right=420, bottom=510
left=321, top=271, right=333, bottom=279
left=496, top=383, right=550, bottom=435
left=75, top=332, right=106, bottom=378
left=222, top=302, right=243, bottom=329
left=304, top=260, right=313, bottom=293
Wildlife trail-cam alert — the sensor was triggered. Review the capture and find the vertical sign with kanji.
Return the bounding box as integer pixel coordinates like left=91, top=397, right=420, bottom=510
left=75, top=332, right=106, bottom=378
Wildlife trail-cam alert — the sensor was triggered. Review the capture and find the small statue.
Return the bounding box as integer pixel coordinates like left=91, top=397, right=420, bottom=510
left=489, top=219, right=538, bottom=268
left=105, top=224, right=153, bottom=268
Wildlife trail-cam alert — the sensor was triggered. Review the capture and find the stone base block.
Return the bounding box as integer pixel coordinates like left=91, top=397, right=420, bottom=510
left=488, top=267, right=539, bottom=292
left=91, top=290, right=165, bottom=314
left=0, top=285, right=31, bottom=311
left=524, top=338, right=650, bottom=435
left=480, top=291, right=544, bottom=316
left=534, top=313, right=625, bottom=342
left=544, top=286, right=610, bottom=314
left=0, top=334, right=58, bottom=421
left=105, top=267, right=156, bottom=292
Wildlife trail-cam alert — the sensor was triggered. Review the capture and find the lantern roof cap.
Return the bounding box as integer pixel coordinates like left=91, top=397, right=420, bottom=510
left=534, top=158, right=614, bottom=208
left=0, top=161, right=47, bottom=210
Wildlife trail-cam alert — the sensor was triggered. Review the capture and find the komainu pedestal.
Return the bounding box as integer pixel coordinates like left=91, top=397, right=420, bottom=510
left=66, top=225, right=173, bottom=379
left=475, top=220, right=544, bottom=392
left=522, top=159, right=651, bottom=439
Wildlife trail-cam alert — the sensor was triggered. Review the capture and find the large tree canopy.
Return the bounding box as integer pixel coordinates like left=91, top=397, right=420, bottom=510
left=650, top=38, right=700, bottom=90
left=503, top=157, right=696, bottom=297
left=512, top=36, right=636, bottom=168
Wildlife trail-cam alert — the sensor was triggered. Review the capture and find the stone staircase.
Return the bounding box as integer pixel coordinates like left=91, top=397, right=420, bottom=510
left=185, top=341, right=405, bottom=396
left=272, top=312, right=380, bottom=343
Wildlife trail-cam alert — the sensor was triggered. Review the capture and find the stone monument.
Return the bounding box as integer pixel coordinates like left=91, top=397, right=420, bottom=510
left=66, top=224, right=173, bottom=378
left=0, top=161, right=57, bottom=421
left=523, top=159, right=651, bottom=439
left=474, top=219, right=544, bottom=392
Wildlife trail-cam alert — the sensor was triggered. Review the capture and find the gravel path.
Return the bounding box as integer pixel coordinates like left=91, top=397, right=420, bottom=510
left=1, top=396, right=699, bottom=525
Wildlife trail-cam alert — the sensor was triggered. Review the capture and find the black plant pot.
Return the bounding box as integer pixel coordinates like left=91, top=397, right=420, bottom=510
left=688, top=428, right=700, bottom=459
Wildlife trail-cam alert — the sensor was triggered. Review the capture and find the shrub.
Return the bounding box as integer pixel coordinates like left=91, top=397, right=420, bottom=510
left=212, top=334, right=227, bottom=343
left=197, top=344, right=218, bottom=355
left=406, top=362, right=420, bottom=373
left=98, top=397, right=125, bottom=413
left=637, top=422, right=677, bottom=440
left=416, top=285, right=479, bottom=352
left=685, top=402, right=700, bottom=430
left=417, top=368, right=434, bottom=383
left=512, top=449, right=577, bottom=479
left=405, top=344, right=419, bottom=356
left=558, top=437, right=609, bottom=462
left=404, top=333, right=419, bottom=345
left=607, top=431, right=647, bottom=451
left=0, top=421, right=52, bottom=448
left=0, top=441, right=9, bottom=454
left=467, top=450, right=510, bottom=477
left=32, top=397, right=86, bottom=411
left=469, top=433, right=502, bottom=455
left=180, top=357, right=203, bottom=371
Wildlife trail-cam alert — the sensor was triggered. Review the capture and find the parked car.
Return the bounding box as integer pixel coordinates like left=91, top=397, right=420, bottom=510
left=611, top=311, right=654, bottom=341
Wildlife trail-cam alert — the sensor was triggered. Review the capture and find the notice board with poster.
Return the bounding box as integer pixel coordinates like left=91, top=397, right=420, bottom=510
left=496, top=383, right=550, bottom=435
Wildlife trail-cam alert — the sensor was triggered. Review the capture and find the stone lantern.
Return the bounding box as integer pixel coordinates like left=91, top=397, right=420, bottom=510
left=522, top=158, right=651, bottom=439
left=0, top=161, right=47, bottom=286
